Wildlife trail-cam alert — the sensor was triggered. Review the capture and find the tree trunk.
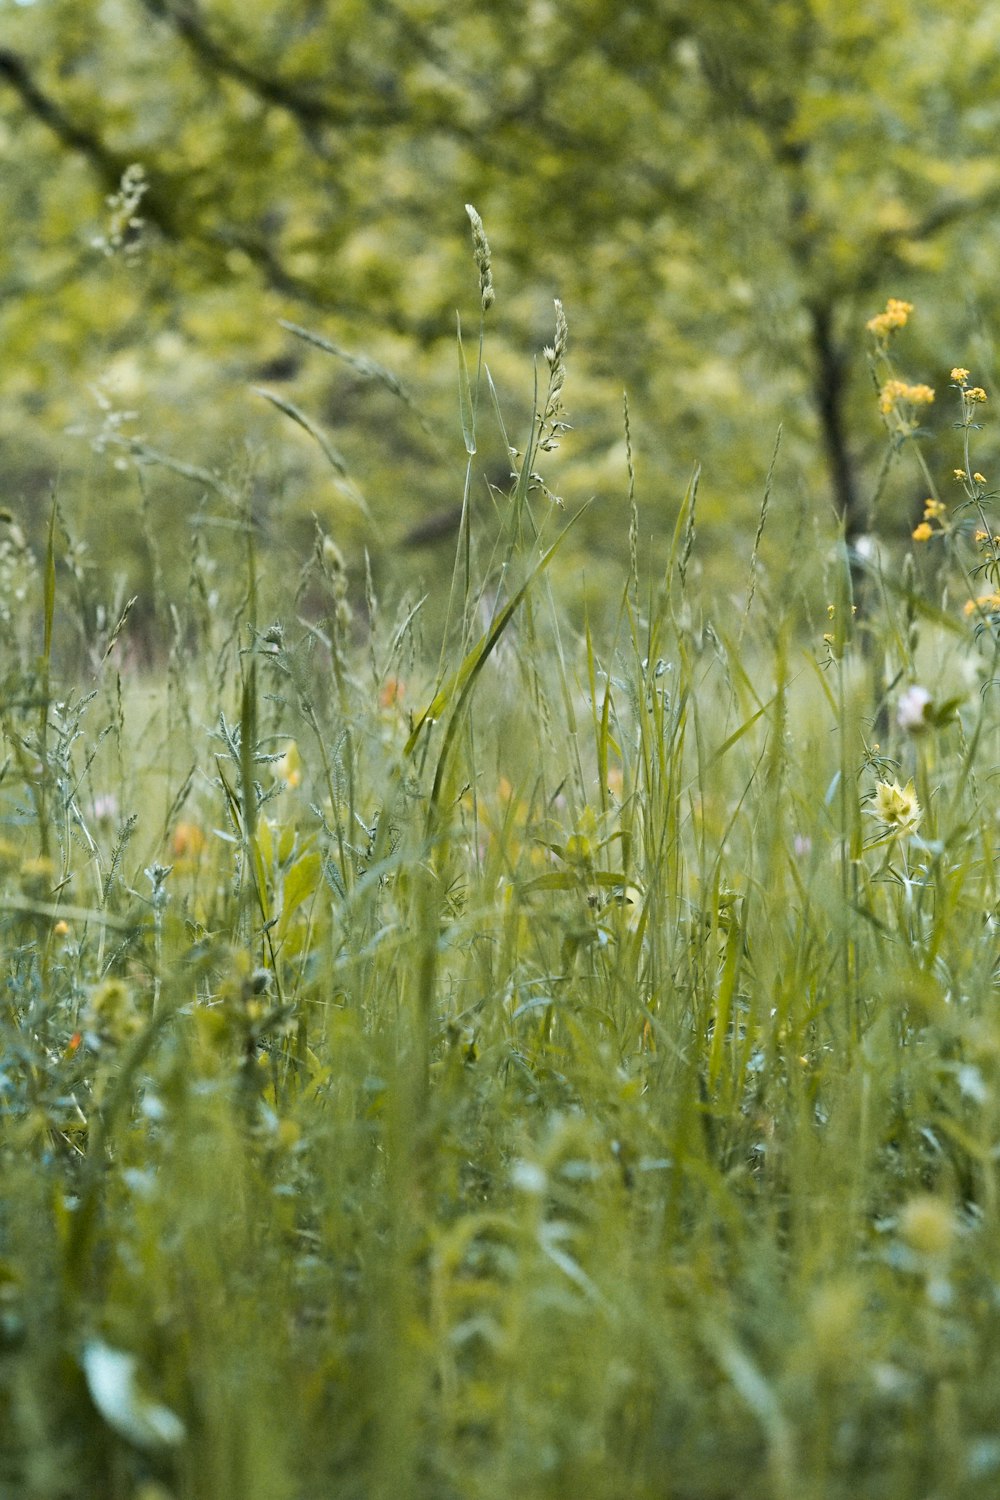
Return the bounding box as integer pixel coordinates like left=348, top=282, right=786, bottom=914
left=809, top=302, right=863, bottom=541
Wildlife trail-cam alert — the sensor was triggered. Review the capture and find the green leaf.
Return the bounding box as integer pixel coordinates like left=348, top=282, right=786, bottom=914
left=456, top=313, right=476, bottom=455
left=254, top=387, right=370, bottom=516
left=280, top=848, right=322, bottom=934
left=518, top=869, right=628, bottom=894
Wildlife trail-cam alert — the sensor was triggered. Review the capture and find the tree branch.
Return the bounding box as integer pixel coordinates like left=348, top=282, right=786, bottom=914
left=0, top=47, right=124, bottom=182
left=0, top=46, right=187, bottom=237
left=0, top=46, right=371, bottom=322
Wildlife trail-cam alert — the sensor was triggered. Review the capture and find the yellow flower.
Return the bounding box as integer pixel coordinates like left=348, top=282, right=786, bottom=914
left=965, top=592, right=1000, bottom=616
left=866, top=298, right=913, bottom=337
left=878, top=379, right=935, bottom=414
left=968, top=387, right=988, bottom=403
left=872, top=778, right=922, bottom=836
left=954, top=468, right=968, bottom=480
left=274, top=742, right=302, bottom=789
left=951, top=367, right=970, bottom=384
left=911, top=522, right=933, bottom=542
left=974, top=472, right=987, bottom=485
left=923, top=498, right=945, bottom=519
left=899, top=1195, right=955, bottom=1259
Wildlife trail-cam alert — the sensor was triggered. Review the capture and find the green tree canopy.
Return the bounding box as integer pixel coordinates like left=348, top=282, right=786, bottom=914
left=3, top=0, right=1000, bottom=617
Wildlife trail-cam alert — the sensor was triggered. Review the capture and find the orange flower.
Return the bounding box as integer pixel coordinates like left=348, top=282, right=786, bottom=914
left=379, top=676, right=406, bottom=709
left=172, top=821, right=206, bottom=859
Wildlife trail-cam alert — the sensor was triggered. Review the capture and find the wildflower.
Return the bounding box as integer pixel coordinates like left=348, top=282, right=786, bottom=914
left=968, top=387, right=988, bottom=403
left=92, top=793, right=119, bottom=825
left=379, top=676, right=405, bottom=709
left=872, top=778, right=922, bottom=836
left=974, top=472, right=987, bottom=485
left=274, top=742, right=302, bottom=789
left=172, top=821, right=206, bottom=860
left=954, top=469, right=967, bottom=480
left=912, top=522, right=933, bottom=542
left=896, top=685, right=932, bottom=734
left=899, top=1195, right=955, bottom=1259
left=866, top=298, right=913, bottom=337
left=965, top=591, right=1000, bottom=616
left=878, top=380, right=935, bottom=415
left=923, top=498, right=946, bottom=520
left=951, top=367, right=970, bottom=384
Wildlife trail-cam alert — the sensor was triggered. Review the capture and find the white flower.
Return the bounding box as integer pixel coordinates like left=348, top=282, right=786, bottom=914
left=897, top=685, right=932, bottom=734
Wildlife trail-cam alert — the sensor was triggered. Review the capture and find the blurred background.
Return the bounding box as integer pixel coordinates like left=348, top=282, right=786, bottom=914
left=3, top=0, right=1000, bottom=644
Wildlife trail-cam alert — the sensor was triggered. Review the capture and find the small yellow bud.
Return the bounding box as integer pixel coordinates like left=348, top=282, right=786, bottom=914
left=899, top=1195, right=955, bottom=1258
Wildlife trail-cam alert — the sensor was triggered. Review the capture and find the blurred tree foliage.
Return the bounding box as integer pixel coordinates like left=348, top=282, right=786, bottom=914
left=3, top=0, right=1000, bottom=628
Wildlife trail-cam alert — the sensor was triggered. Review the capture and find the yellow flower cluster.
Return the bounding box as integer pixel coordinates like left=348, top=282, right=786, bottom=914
left=912, top=496, right=946, bottom=543
left=967, top=387, right=988, bottom=403
left=866, top=298, right=913, bottom=338
left=951, top=367, right=970, bottom=384
left=965, top=591, right=1000, bottom=616
left=878, top=380, right=935, bottom=415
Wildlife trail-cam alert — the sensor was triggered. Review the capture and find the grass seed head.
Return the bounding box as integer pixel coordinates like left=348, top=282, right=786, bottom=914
left=465, top=203, right=495, bottom=312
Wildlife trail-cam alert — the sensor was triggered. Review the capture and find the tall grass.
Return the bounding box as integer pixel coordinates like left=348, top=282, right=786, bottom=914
left=3, top=270, right=1000, bottom=1500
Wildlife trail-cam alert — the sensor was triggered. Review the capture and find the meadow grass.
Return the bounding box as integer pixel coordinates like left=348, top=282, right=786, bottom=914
left=4, top=287, right=1000, bottom=1500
